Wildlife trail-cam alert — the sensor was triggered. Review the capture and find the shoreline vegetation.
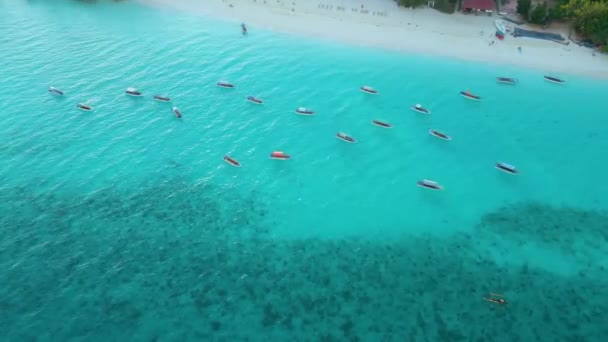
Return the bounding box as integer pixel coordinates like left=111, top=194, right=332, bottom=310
left=88, top=0, right=608, bottom=78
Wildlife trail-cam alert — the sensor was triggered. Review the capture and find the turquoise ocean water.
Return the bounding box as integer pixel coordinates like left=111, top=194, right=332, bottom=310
left=1, top=0, right=607, bottom=340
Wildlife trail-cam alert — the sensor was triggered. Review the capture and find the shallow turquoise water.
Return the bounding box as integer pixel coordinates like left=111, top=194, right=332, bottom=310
left=1, top=1, right=607, bottom=340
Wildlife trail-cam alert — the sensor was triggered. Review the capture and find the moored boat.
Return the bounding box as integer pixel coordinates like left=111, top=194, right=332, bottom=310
left=270, top=151, right=290, bottom=160
left=460, top=90, right=481, bottom=100
left=295, top=107, right=315, bottom=115
left=153, top=95, right=171, bottom=102
left=360, top=86, right=378, bottom=94
left=77, top=103, right=93, bottom=111
left=372, top=120, right=392, bottom=128
left=224, top=155, right=241, bottom=167
left=429, top=129, right=451, bottom=141
left=544, top=75, right=565, bottom=84
left=495, top=162, right=519, bottom=174
left=172, top=106, right=182, bottom=118
left=411, top=104, right=431, bottom=114
left=246, top=96, right=263, bottom=104
left=125, top=87, right=143, bottom=96
left=417, top=179, right=443, bottom=191
left=496, top=77, right=517, bottom=84
left=48, top=87, right=64, bottom=96
left=217, top=81, right=235, bottom=88
left=336, top=132, right=356, bottom=143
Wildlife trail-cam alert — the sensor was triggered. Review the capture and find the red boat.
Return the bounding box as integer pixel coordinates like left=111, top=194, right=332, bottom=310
left=372, top=120, right=392, bottom=128
left=429, top=129, right=451, bottom=141
left=247, top=96, right=263, bottom=104
left=295, top=107, right=315, bottom=115
left=172, top=106, right=182, bottom=118
left=270, top=151, right=290, bottom=160
left=224, top=155, right=241, bottom=167
left=417, top=179, right=443, bottom=191
left=77, top=103, right=92, bottom=111
left=217, top=81, right=235, bottom=88
left=360, top=86, right=378, bottom=94
left=336, top=132, right=356, bottom=143
left=460, top=90, right=481, bottom=100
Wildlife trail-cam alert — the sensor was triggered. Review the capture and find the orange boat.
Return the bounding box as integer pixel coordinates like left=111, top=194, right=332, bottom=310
left=270, top=151, right=290, bottom=160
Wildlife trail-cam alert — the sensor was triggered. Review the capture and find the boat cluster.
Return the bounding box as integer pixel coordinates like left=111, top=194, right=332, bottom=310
left=48, top=74, right=564, bottom=185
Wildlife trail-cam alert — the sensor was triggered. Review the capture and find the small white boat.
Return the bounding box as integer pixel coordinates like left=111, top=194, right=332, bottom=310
left=336, top=132, right=356, bottom=143
left=217, top=81, right=235, bottom=88
left=360, top=86, right=378, bottom=94
left=411, top=104, right=431, bottom=115
left=125, top=87, right=143, bottom=96
left=429, top=129, right=451, bottom=141
left=295, top=107, right=315, bottom=115
left=172, top=106, right=182, bottom=118
left=48, top=87, right=64, bottom=96
left=417, top=179, right=443, bottom=191
left=495, top=19, right=507, bottom=34
left=495, top=162, right=519, bottom=174
left=270, top=151, right=290, bottom=160
left=153, top=95, right=171, bottom=102
left=77, top=103, right=93, bottom=111
left=544, top=76, right=566, bottom=84
left=246, top=96, right=263, bottom=104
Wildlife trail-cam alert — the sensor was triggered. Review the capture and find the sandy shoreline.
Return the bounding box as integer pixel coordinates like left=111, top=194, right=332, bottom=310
left=137, top=0, right=608, bottom=79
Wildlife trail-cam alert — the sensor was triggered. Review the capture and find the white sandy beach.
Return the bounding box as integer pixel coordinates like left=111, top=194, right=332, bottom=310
left=137, top=0, right=608, bottom=78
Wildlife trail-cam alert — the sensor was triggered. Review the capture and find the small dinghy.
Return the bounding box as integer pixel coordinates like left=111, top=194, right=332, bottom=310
left=460, top=90, right=481, bottom=100
left=495, top=162, right=519, bottom=174
left=48, top=87, right=64, bottom=96
left=153, top=95, right=171, bottom=102
left=125, top=87, right=143, bottom=96
left=496, top=77, right=517, bottom=84
left=77, top=103, right=93, bottom=111
left=246, top=96, right=263, bottom=104
left=270, top=151, right=290, bottom=160
left=360, top=86, right=378, bottom=94
left=429, top=129, right=451, bottom=141
left=372, top=120, right=392, bottom=128
left=417, top=179, right=443, bottom=191
left=544, top=76, right=565, bottom=84
left=224, top=155, right=241, bottom=167
left=217, top=81, right=235, bottom=88
left=411, top=104, right=431, bottom=115
left=295, top=107, right=315, bottom=115
left=336, top=132, right=356, bottom=143
left=172, top=106, right=182, bottom=118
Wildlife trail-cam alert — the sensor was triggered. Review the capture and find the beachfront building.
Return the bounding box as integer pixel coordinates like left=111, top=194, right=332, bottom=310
left=462, top=0, right=495, bottom=15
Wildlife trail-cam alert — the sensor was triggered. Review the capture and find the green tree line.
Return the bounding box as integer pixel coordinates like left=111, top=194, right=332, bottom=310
left=518, top=0, right=608, bottom=50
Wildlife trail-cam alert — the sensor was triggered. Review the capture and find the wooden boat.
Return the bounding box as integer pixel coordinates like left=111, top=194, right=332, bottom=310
left=246, top=96, right=263, bottom=104
left=336, top=132, right=356, bottom=143
left=460, top=90, right=481, bottom=100
left=429, top=129, right=451, bottom=141
left=372, top=120, right=392, bottom=128
left=172, top=106, right=182, bottom=118
left=496, top=77, right=517, bottom=84
left=411, top=104, right=431, bottom=114
left=295, top=107, right=315, bottom=115
left=495, top=162, right=519, bottom=174
left=360, top=86, right=378, bottom=94
left=217, top=81, right=235, bottom=88
left=544, top=76, right=565, bottom=84
left=270, top=151, right=290, bottom=160
left=48, top=87, right=64, bottom=96
left=224, top=155, right=241, bottom=167
left=125, top=87, right=143, bottom=96
left=153, top=95, right=171, bottom=102
left=77, top=103, right=93, bottom=111
left=417, top=179, right=443, bottom=191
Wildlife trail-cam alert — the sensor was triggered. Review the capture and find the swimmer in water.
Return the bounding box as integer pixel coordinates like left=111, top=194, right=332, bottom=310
left=484, top=293, right=507, bottom=305
left=241, top=23, right=248, bottom=35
